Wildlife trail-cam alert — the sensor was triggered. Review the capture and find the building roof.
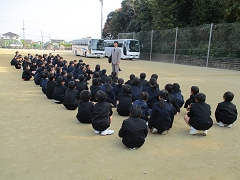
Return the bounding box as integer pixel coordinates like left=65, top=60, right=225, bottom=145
left=2, top=32, right=19, bottom=37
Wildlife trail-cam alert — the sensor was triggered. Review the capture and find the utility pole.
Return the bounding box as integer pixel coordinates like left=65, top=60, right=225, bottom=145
left=41, top=30, right=43, bottom=50
left=99, top=0, right=103, bottom=39
left=22, top=20, right=25, bottom=49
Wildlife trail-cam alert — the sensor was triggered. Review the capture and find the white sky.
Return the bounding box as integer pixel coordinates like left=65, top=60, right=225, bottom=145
left=0, top=0, right=123, bottom=42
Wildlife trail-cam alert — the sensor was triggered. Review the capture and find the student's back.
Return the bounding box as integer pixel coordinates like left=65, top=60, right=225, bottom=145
left=100, top=77, right=116, bottom=107
left=113, top=78, right=124, bottom=97
left=116, top=85, right=133, bottom=116
left=53, top=76, right=66, bottom=103
left=90, top=79, right=100, bottom=102
left=63, top=81, right=79, bottom=110
left=130, top=77, right=143, bottom=101
left=145, top=78, right=160, bottom=109
left=172, top=83, right=184, bottom=108
left=46, top=74, right=56, bottom=99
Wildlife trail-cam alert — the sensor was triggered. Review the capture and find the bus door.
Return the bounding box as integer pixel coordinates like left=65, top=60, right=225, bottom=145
left=123, top=40, right=127, bottom=56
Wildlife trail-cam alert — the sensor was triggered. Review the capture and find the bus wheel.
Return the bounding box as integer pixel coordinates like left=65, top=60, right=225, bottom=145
left=129, top=58, right=133, bottom=60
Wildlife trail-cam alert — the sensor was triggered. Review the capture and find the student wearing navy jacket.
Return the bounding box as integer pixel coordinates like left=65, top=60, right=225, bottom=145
left=76, top=74, right=88, bottom=94
left=139, top=73, right=148, bottom=91
left=130, top=77, right=143, bottom=101
left=90, top=78, right=100, bottom=102
left=165, top=83, right=180, bottom=114
left=215, top=91, right=238, bottom=128
left=145, top=78, right=160, bottom=109
left=113, top=78, right=124, bottom=97
left=46, top=73, right=57, bottom=99
left=100, top=76, right=116, bottom=107
left=119, top=105, right=148, bottom=150
left=63, top=81, right=80, bottom=110
left=52, top=76, right=67, bottom=104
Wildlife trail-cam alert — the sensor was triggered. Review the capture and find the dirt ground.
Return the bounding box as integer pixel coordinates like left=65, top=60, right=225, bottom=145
left=0, top=49, right=240, bottom=180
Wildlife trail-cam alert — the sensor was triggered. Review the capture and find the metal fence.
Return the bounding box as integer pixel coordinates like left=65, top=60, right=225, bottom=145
left=118, top=23, right=240, bottom=70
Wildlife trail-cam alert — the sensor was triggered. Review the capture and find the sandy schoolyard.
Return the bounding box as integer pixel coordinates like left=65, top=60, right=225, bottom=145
left=0, top=49, right=240, bottom=180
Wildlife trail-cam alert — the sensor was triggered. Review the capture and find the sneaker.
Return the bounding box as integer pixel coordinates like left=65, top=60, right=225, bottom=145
left=202, top=130, right=208, bottom=136
left=129, top=147, right=137, bottom=150
left=227, top=124, right=232, bottom=128
left=161, top=130, right=168, bottom=135
left=218, top=121, right=224, bottom=127
left=101, top=129, right=114, bottom=136
left=95, top=130, right=100, bottom=134
left=152, top=128, right=158, bottom=134
left=189, top=126, right=198, bottom=135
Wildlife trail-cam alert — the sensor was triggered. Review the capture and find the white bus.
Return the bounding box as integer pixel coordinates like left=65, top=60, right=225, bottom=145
left=104, top=39, right=140, bottom=60
left=72, top=38, right=105, bottom=58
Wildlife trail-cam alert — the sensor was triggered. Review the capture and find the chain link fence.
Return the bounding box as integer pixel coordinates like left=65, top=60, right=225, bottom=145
left=118, top=22, right=240, bottom=70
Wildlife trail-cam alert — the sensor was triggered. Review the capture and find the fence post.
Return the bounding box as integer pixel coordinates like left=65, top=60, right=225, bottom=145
left=206, top=23, right=213, bottom=67
left=173, top=27, right=178, bottom=63
left=150, top=30, right=153, bottom=61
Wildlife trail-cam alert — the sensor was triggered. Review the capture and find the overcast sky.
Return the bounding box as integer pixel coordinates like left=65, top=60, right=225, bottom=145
left=0, top=0, right=122, bottom=42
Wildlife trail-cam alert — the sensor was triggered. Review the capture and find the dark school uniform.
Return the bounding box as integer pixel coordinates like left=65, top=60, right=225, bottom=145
left=53, top=84, right=66, bottom=103
left=188, top=102, right=213, bottom=130
left=113, top=84, right=122, bottom=97
left=119, top=117, right=148, bottom=149
left=184, top=94, right=197, bottom=108
left=100, top=73, right=107, bottom=83
left=125, top=80, right=132, bottom=86
left=63, top=88, right=80, bottom=110
left=133, top=100, right=151, bottom=121
left=76, top=101, right=94, bottom=123
left=76, top=81, right=88, bottom=94
left=46, top=81, right=57, bottom=99
left=145, top=86, right=160, bottom=109
left=67, top=65, right=75, bottom=73
left=116, top=93, right=133, bottom=116
left=172, top=90, right=184, bottom=108
left=168, top=93, right=180, bottom=114
left=92, top=102, right=113, bottom=131
left=140, top=79, right=148, bottom=90
left=41, top=78, right=48, bottom=94
left=22, top=69, right=34, bottom=81
left=215, top=101, right=237, bottom=124
left=131, top=85, right=143, bottom=101
left=90, top=85, right=100, bottom=102
left=100, top=84, right=116, bottom=107
left=149, top=101, right=175, bottom=133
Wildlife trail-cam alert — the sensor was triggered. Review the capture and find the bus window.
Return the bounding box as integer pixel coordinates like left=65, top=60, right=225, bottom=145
left=127, top=40, right=140, bottom=52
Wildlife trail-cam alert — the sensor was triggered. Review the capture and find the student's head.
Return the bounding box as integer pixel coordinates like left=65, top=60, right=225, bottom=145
left=130, top=105, right=142, bottom=118
left=191, top=86, right=199, bottom=94
left=92, top=78, right=99, bottom=86
left=151, top=74, right=158, bottom=80
left=140, top=91, right=149, bottom=101
left=68, top=81, right=76, bottom=89
left=93, top=72, right=100, bottom=78
left=67, top=72, right=73, bottom=79
left=42, top=72, right=48, bottom=79
left=56, top=67, right=61, bottom=74
left=149, top=78, right=158, bottom=90
left=105, top=76, right=112, bottom=84
left=140, top=73, right=146, bottom=80
left=195, top=93, right=206, bottom=102
left=159, top=89, right=168, bottom=100
left=80, top=90, right=91, bottom=102
left=165, top=83, right=173, bottom=93
left=48, top=73, right=55, bottom=81
left=102, top=69, right=106, bottom=75
left=129, top=74, right=135, bottom=80
left=38, top=62, right=43, bottom=67
left=95, top=90, right=107, bottom=102
left=111, top=71, right=117, bottom=77
left=56, top=76, right=64, bottom=84
left=122, top=84, right=131, bottom=94
left=131, top=77, right=140, bottom=86
left=61, top=70, right=67, bottom=76
left=223, top=91, right=234, bottom=102
left=173, top=83, right=180, bottom=92
left=24, top=64, right=30, bottom=70
left=78, top=74, right=85, bottom=82
left=95, top=64, right=100, bottom=71
left=117, top=78, right=124, bottom=87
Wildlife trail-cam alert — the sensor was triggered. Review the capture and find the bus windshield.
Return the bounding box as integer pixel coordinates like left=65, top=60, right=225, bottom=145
left=127, top=40, right=140, bottom=52
left=91, top=39, right=105, bottom=51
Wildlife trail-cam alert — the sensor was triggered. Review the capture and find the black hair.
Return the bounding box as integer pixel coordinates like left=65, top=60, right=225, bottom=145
left=173, top=83, right=180, bottom=93
left=191, top=86, right=199, bottom=94
left=195, top=93, right=206, bottom=102
left=80, top=90, right=91, bottom=102
left=95, top=64, right=100, bottom=71
left=105, top=76, right=112, bottom=93
left=56, top=67, right=61, bottom=74
left=38, top=62, right=43, bottom=67
left=122, top=84, right=131, bottom=94
left=117, top=78, right=124, bottom=88
left=131, top=77, right=141, bottom=86
left=56, top=76, right=64, bottom=84
left=78, top=74, right=85, bottom=82
left=149, top=78, right=158, bottom=90
left=158, top=90, right=169, bottom=108
left=79, top=59, right=83, bottom=63
left=24, top=64, right=30, bottom=69
left=92, top=78, right=99, bottom=86
left=61, top=70, right=67, bottom=76
left=151, top=74, right=158, bottom=80
left=102, top=69, right=106, bottom=74
left=93, top=72, right=100, bottom=78
left=67, top=72, right=73, bottom=79
left=69, top=61, right=74, bottom=65
left=114, top=41, right=118, bottom=44
left=130, top=74, right=135, bottom=80
left=140, top=91, right=149, bottom=101
left=111, top=71, right=117, bottom=77
left=95, top=90, right=107, bottom=102
left=223, top=91, right=234, bottom=102
left=68, top=81, right=76, bottom=89
left=165, top=83, right=173, bottom=93
left=140, top=73, right=146, bottom=79
left=130, top=105, right=142, bottom=118
left=42, top=72, right=49, bottom=79
left=48, top=73, right=55, bottom=81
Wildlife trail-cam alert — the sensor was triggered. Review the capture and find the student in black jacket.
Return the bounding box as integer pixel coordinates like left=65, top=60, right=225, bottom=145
left=139, top=73, right=148, bottom=91
left=119, top=105, right=148, bottom=150
left=116, top=84, right=133, bottom=116
left=63, top=81, right=80, bottom=110
left=46, top=73, right=57, bottom=99
left=53, top=76, right=66, bottom=104
left=76, top=74, right=88, bottom=94
left=145, top=78, right=160, bottom=109
left=215, top=91, right=238, bottom=128
left=165, top=83, right=180, bottom=114
left=125, top=74, right=135, bottom=86
left=113, top=78, right=124, bottom=97
left=76, top=90, right=94, bottom=123
left=184, top=86, right=199, bottom=110
left=92, top=90, right=114, bottom=136
left=90, top=78, right=100, bottom=102
left=130, top=77, right=143, bottom=101
left=22, top=64, right=35, bottom=81
left=149, top=90, right=175, bottom=135
left=184, top=93, right=213, bottom=136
